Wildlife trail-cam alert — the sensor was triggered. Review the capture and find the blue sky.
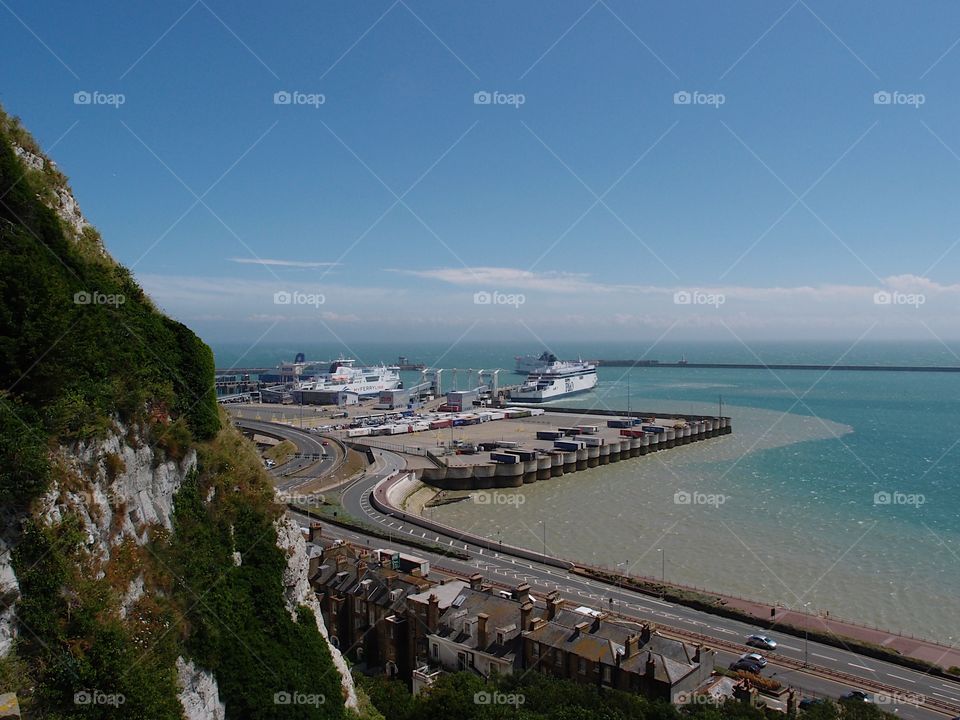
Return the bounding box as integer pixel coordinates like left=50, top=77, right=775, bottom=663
left=4, top=1, right=960, bottom=344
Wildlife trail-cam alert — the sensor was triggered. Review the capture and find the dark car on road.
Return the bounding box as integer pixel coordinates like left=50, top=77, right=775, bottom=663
left=729, top=658, right=764, bottom=674
left=840, top=690, right=871, bottom=703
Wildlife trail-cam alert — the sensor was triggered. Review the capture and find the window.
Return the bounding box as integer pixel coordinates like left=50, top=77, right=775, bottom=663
left=578, top=658, right=586, bottom=674
left=554, top=650, right=562, bottom=667
left=458, top=652, right=467, bottom=670
left=431, top=643, right=439, bottom=660
left=532, top=644, right=540, bottom=658
left=602, top=666, right=612, bottom=684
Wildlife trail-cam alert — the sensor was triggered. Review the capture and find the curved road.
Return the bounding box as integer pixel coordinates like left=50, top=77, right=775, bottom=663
left=241, top=419, right=960, bottom=719
left=234, top=418, right=341, bottom=492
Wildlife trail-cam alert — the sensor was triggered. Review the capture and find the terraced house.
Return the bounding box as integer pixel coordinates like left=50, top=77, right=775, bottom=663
left=311, top=542, right=715, bottom=703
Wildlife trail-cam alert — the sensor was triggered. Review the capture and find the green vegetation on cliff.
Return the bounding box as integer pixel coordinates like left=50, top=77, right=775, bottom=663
left=0, top=108, right=348, bottom=719
left=0, top=108, right=219, bottom=510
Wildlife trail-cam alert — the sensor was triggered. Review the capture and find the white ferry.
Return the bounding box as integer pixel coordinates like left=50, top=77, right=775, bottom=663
left=509, top=360, right=598, bottom=402
left=298, top=359, right=401, bottom=397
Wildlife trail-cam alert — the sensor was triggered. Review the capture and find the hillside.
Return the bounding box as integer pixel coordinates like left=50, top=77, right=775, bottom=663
left=0, top=107, right=359, bottom=719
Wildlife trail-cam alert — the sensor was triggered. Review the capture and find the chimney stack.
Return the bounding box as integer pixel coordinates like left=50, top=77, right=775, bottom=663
left=477, top=613, right=489, bottom=648
left=520, top=601, right=534, bottom=631
left=308, top=522, right=322, bottom=543
left=515, top=583, right=531, bottom=605
left=427, top=594, right=439, bottom=631
left=573, top=620, right=590, bottom=638
left=546, top=591, right=564, bottom=620
left=640, top=623, right=652, bottom=644
left=645, top=651, right=657, bottom=677
left=624, top=633, right=638, bottom=658
left=469, top=573, right=483, bottom=591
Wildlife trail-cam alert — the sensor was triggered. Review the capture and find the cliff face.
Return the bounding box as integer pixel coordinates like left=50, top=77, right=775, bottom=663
left=0, top=107, right=356, bottom=718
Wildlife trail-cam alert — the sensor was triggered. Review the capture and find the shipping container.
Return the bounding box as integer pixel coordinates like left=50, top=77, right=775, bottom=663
left=619, top=429, right=645, bottom=438
left=576, top=425, right=599, bottom=434
left=490, top=452, right=520, bottom=464
left=554, top=440, right=585, bottom=451
left=504, top=449, right=537, bottom=462
left=574, top=434, right=604, bottom=447
left=642, top=425, right=666, bottom=434
left=430, top=419, right=453, bottom=430
left=607, top=419, right=632, bottom=428
left=536, top=431, right=564, bottom=440
left=497, top=441, right=520, bottom=449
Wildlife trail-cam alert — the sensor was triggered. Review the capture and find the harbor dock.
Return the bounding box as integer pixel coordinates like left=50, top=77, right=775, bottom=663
left=347, top=408, right=731, bottom=490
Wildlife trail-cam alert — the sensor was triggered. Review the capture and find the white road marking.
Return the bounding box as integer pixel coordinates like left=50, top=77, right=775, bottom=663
left=933, top=692, right=960, bottom=703
left=848, top=663, right=875, bottom=672
left=779, top=645, right=802, bottom=652
left=886, top=674, right=915, bottom=683
left=812, top=653, right=837, bottom=661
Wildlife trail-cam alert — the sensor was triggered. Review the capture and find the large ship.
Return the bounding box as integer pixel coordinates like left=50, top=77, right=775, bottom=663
left=514, top=350, right=558, bottom=374
left=509, top=360, right=598, bottom=402
left=297, top=359, right=401, bottom=397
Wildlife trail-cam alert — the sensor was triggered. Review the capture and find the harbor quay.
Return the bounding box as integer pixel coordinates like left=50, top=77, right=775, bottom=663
left=348, top=408, right=732, bottom=491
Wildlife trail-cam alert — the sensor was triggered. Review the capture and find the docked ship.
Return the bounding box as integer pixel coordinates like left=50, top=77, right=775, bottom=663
left=509, top=360, right=598, bottom=402
left=297, top=359, right=401, bottom=397
left=514, top=350, right=558, bottom=374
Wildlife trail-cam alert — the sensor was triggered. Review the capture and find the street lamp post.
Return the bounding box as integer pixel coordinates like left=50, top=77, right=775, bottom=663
left=541, top=520, right=547, bottom=563
left=615, top=560, right=628, bottom=609
left=802, top=602, right=811, bottom=667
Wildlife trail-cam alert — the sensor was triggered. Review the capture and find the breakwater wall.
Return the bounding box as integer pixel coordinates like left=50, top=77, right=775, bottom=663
left=597, top=361, right=960, bottom=373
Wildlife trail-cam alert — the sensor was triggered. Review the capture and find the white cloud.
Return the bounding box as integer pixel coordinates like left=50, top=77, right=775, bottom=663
left=229, top=257, right=340, bottom=268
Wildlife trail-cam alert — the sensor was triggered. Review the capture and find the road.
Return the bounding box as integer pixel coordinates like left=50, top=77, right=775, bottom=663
left=235, top=418, right=341, bottom=493
left=247, top=419, right=960, bottom=719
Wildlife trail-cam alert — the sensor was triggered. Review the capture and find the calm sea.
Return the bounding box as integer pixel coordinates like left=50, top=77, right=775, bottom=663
left=213, top=340, right=960, bottom=640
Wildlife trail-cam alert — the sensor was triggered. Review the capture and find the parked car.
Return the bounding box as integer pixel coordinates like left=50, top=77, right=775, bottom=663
left=739, top=652, right=767, bottom=668
left=730, top=658, right=763, bottom=674
left=840, top=691, right=872, bottom=703
left=321, top=440, right=329, bottom=446
left=745, top=635, right=777, bottom=651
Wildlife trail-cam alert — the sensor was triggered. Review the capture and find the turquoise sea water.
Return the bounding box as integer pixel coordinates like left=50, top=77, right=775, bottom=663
left=213, top=341, right=960, bottom=640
